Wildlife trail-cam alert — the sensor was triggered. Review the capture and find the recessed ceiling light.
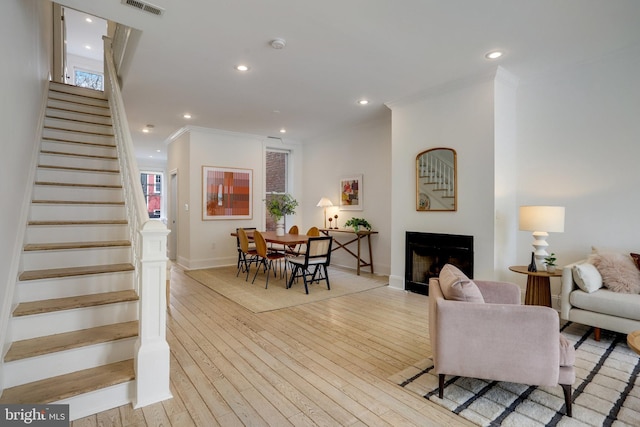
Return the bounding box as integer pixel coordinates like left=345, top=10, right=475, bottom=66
left=142, top=128, right=150, bottom=133
left=156, top=149, right=161, bottom=153
left=358, top=99, right=369, bottom=105
left=236, top=65, right=249, bottom=71
left=84, top=45, right=92, bottom=50
left=485, top=50, right=503, bottom=60
left=280, top=128, right=286, bottom=133
left=183, top=113, right=192, bottom=119
left=85, top=17, right=93, bottom=23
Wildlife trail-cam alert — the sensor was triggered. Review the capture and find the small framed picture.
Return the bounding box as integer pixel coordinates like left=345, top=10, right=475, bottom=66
left=202, top=166, right=252, bottom=220
left=339, top=174, right=363, bottom=211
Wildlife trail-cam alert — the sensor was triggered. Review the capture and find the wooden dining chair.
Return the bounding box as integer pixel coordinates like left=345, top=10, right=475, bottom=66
left=286, top=236, right=333, bottom=294
left=237, top=228, right=258, bottom=280
left=252, top=230, right=287, bottom=288
left=235, top=227, right=256, bottom=270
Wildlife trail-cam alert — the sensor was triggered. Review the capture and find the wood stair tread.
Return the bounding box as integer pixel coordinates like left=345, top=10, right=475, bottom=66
left=42, top=137, right=116, bottom=149
left=13, top=290, right=139, bottom=317
left=19, top=263, right=135, bottom=281
left=32, top=200, right=125, bottom=205
left=28, top=220, right=128, bottom=226
left=44, top=126, right=114, bottom=137
left=5, top=321, right=138, bottom=362
left=0, top=359, right=134, bottom=404
left=35, top=181, right=122, bottom=189
left=24, top=240, right=131, bottom=251
left=38, top=164, right=119, bottom=173
left=40, top=150, right=118, bottom=160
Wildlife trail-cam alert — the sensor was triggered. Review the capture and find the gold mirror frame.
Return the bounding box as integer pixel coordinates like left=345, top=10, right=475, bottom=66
left=416, top=148, right=457, bottom=211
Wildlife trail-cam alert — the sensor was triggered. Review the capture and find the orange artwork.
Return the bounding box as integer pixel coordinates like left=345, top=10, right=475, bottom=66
left=202, top=166, right=252, bottom=220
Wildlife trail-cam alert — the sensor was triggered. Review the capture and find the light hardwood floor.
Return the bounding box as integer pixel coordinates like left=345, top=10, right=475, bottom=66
left=72, top=265, right=472, bottom=426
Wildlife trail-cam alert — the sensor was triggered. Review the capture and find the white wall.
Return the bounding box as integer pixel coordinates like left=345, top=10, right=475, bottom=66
left=167, top=127, right=304, bottom=270
left=303, top=114, right=392, bottom=275
left=388, top=75, right=497, bottom=288
left=513, top=46, right=640, bottom=296
left=0, top=0, right=52, bottom=375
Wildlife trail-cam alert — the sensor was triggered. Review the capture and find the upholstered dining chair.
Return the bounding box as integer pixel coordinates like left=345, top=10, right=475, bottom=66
left=287, top=236, right=333, bottom=294
left=429, top=264, right=576, bottom=417
left=236, top=228, right=258, bottom=280
left=251, top=230, right=287, bottom=288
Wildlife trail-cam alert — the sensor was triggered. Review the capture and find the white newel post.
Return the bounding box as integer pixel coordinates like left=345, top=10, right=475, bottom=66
left=134, top=220, right=172, bottom=408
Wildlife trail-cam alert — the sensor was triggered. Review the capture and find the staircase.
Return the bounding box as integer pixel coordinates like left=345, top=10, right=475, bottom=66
left=0, top=82, right=139, bottom=415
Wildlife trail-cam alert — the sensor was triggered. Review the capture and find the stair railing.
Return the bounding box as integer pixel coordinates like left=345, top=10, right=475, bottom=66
left=103, top=35, right=172, bottom=409
left=423, top=152, right=455, bottom=198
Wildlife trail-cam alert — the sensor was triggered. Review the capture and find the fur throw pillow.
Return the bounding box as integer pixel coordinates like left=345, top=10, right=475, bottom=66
left=631, top=253, right=640, bottom=271
left=588, top=251, right=640, bottom=294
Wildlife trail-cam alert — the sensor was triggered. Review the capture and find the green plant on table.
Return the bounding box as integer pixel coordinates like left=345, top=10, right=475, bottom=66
left=544, top=253, right=557, bottom=267
left=265, top=193, right=298, bottom=220
left=344, top=217, right=372, bottom=231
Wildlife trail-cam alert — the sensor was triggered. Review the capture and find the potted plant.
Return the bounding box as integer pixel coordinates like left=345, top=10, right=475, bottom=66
left=544, top=253, right=557, bottom=273
left=265, top=194, right=298, bottom=235
left=344, top=217, right=372, bottom=232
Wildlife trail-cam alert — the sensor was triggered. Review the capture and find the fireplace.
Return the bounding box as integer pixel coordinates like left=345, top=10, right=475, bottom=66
left=405, top=231, right=473, bottom=295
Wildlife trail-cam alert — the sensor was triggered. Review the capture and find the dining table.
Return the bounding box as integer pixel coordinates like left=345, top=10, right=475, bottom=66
left=231, top=230, right=311, bottom=246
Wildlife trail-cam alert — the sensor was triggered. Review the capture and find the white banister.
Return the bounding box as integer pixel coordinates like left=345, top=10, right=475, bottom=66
left=103, top=36, right=171, bottom=408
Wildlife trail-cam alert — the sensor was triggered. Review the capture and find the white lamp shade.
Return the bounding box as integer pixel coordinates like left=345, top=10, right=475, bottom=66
left=316, top=197, right=333, bottom=208
left=519, top=206, right=565, bottom=233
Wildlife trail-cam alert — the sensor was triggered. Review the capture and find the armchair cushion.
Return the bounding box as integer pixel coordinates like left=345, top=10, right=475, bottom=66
left=439, top=264, right=484, bottom=303
left=572, top=262, right=602, bottom=293
left=559, top=335, right=575, bottom=367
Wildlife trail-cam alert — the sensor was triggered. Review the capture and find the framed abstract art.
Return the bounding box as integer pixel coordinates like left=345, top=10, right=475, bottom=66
left=339, top=174, right=363, bottom=211
left=202, top=166, right=252, bottom=220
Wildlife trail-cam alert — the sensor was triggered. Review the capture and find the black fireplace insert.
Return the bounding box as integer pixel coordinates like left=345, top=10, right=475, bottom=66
left=405, top=231, right=473, bottom=295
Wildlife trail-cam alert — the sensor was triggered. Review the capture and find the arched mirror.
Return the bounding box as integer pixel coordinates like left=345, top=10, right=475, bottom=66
left=416, top=148, right=457, bottom=211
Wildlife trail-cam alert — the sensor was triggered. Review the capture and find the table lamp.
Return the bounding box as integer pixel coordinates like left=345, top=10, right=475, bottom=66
left=316, top=197, right=333, bottom=228
left=519, top=205, right=565, bottom=271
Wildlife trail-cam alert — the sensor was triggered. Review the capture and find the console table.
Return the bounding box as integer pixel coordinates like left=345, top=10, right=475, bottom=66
left=509, top=265, right=562, bottom=307
left=319, top=228, right=377, bottom=275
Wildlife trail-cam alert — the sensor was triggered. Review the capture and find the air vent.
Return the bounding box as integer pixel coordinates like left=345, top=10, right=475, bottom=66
left=121, top=0, right=164, bottom=16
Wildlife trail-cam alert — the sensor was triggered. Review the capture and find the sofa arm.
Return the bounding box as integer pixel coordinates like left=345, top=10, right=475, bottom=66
left=561, top=260, right=584, bottom=320
left=475, top=280, right=521, bottom=305
left=435, top=299, right=561, bottom=387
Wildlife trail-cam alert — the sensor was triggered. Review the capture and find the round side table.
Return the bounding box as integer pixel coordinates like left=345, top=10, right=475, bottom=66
left=509, top=265, right=562, bottom=307
left=628, top=330, right=640, bottom=355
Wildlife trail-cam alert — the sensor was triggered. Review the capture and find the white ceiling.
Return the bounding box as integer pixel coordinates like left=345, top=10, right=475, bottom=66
left=59, top=0, right=640, bottom=163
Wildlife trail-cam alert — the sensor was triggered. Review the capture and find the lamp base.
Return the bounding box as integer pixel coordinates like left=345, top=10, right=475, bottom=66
left=531, top=231, right=549, bottom=270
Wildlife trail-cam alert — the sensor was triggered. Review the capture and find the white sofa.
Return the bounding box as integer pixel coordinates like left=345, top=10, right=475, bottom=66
left=561, top=260, right=640, bottom=339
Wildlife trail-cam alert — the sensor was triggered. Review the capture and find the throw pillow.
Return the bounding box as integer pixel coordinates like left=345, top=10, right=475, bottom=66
left=572, top=262, right=602, bottom=293
left=439, top=264, right=484, bottom=303
left=631, top=253, right=640, bottom=271
left=588, top=251, right=640, bottom=294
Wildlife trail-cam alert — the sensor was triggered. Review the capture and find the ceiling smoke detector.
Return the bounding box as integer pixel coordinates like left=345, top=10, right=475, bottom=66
left=271, top=38, right=286, bottom=49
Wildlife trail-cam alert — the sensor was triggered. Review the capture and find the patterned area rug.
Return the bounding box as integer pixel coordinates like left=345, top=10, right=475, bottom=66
left=389, top=323, right=640, bottom=426
left=185, top=265, right=387, bottom=313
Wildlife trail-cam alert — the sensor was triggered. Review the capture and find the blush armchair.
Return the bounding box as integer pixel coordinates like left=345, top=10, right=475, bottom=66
left=428, top=265, right=576, bottom=416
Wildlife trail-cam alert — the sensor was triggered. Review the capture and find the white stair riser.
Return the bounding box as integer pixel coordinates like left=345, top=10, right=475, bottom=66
left=4, top=338, right=136, bottom=388
left=22, top=247, right=131, bottom=270
left=25, top=224, right=128, bottom=244
left=58, top=382, right=133, bottom=421
left=42, top=139, right=117, bottom=158
left=38, top=154, right=118, bottom=171
left=45, top=117, right=113, bottom=136
left=17, top=271, right=134, bottom=302
left=29, top=204, right=126, bottom=222
left=47, top=98, right=111, bottom=118
left=12, top=301, right=138, bottom=341
left=32, top=185, right=123, bottom=203
left=43, top=128, right=114, bottom=146
left=35, top=169, right=121, bottom=186
left=46, top=108, right=112, bottom=126
left=49, top=83, right=106, bottom=99
left=48, top=91, right=108, bottom=108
